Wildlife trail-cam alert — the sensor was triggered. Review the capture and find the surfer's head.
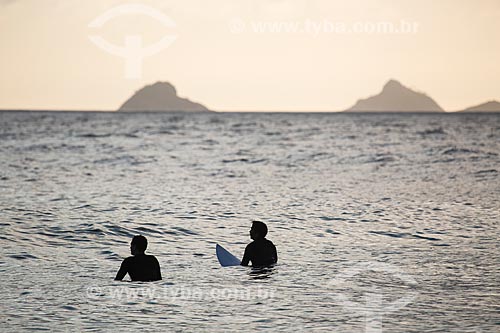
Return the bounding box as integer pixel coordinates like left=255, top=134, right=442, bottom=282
left=250, top=221, right=268, bottom=240
left=130, top=235, right=148, bottom=255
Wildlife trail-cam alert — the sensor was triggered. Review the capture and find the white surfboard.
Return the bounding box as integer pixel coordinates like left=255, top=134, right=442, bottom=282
left=216, top=244, right=241, bottom=267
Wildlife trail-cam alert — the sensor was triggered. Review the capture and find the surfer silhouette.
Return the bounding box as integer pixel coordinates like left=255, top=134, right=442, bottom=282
left=115, top=235, right=162, bottom=282
left=241, top=221, right=278, bottom=267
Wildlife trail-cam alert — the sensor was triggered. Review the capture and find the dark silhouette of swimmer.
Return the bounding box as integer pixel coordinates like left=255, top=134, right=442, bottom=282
left=115, top=235, right=162, bottom=282
left=241, top=221, right=277, bottom=267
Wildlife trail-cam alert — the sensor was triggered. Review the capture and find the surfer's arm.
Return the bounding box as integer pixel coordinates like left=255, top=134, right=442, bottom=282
left=241, top=243, right=254, bottom=266
left=153, top=257, right=162, bottom=281
left=241, top=256, right=249, bottom=266
left=241, top=245, right=251, bottom=266
left=114, top=259, right=128, bottom=280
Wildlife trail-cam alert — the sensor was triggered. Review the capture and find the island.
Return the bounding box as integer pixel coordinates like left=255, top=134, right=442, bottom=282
left=460, top=100, right=500, bottom=113
left=118, top=82, right=212, bottom=112
left=345, top=79, right=444, bottom=112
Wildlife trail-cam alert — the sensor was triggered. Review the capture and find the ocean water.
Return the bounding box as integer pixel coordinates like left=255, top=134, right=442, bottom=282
left=0, top=111, right=498, bottom=332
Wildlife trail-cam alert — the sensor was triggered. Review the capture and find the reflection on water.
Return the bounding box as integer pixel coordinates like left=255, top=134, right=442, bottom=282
left=0, top=112, right=499, bottom=332
left=249, top=266, right=276, bottom=280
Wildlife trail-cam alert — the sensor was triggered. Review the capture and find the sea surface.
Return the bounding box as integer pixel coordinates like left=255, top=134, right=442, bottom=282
left=0, top=111, right=499, bottom=332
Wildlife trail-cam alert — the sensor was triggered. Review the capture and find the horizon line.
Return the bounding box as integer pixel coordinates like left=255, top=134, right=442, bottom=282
left=1, top=109, right=493, bottom=113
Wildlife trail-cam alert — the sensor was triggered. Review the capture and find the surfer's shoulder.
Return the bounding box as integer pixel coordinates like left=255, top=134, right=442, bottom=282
left=146, top=254, right=160, bottom=262
left=265, top=238, right=275, bottom=246
left=245, top=240, right=257, bottom=249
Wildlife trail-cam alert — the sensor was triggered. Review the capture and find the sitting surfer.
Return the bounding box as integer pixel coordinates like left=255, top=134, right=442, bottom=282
left=115, top=235, right=162, bottom=282
left=241, top=221, right=278, bottom=267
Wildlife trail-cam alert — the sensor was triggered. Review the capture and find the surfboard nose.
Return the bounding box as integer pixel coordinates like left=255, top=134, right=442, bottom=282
left=216, top=244, right=241, bottom=267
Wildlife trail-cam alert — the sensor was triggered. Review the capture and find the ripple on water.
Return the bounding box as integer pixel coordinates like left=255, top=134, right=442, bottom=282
left=9, top=253, right=38, bottom=260
left=60, top=305, right=78, bottom=311
left=325, top=229, right=341, bottom=235
left=103, top=224, right=137, bottom=237
left=369, top=230, right=410, bottom=238
left=171, top=227, right=199, bottom=236
left=417, top=127, right=447, bottom=136
left=412, top=234, right=441, bottom=241
left=134, top=226, right=164, bottom=234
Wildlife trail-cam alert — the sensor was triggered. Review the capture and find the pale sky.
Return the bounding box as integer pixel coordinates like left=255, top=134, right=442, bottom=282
left=1, top=0, right=499, bottom=111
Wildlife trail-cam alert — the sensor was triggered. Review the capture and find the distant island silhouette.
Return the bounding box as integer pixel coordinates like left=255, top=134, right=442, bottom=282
left=2, top=79, right=498, bottom=113
left=345, top=79, right=444, bottom=112
left=460, top=100, right=500, bottom=113
left=119, top=82, right=211, bottom=112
